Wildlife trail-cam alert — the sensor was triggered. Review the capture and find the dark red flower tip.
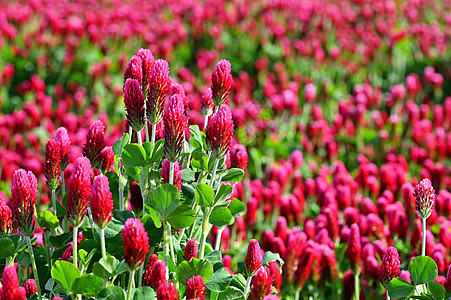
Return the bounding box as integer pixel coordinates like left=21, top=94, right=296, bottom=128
left=137, top=48, right=155, bottom=96
left=129, top=180, right=143, bottom=213
left=24, top=279, right=37, bottom=297
left=67, top=157, right=93, bottom=227
left=157, top=279, right=179, bottom=300
left=245, top=239, right=263, bottom=276
left=143, top=253, right=159, bottom=287
left=201, top=88, right=214, bottom=116
left=163, top=94, right=187, bottom=163
left=150, top=260, right=167, bottom=288
left=90, top=175, right=113, bottom=229
left=170, top=83, right=189, bottom=115
left=211, top=60, right=233, bottom=107
left=0, top=193, right=13, bottom=236
left=55, top=127, right=71, bottom=170
left=124, top=55, right=143, bottom=85
left=124, top=78, right=146, bottom=132
left=445, top=264, right=451, bottom=292
left=99, top=146, right=115, bottom=174
left=205, top=104, right=234, bottom=159
left=413, top=178, right=436, bottom=219
left=229, top=143, right=248, bottom=170
left=61, top=245, right=73, bottom=262
left=185, top=238, right=198, bottom=261
left=380, top=247, right=401, bottom=287
left=294, top=246, right=316, bottom=288
left=346, top=223, right=362, bottom=272
left=250, top=267, right=273, bottom=300
left=147, top=59, right=171, bottom=124
left=0, top=265, right=27, bottom=300
left=122, top=218, right=150, bottom=270
left=161, top=159, right=182, bottom=191
left=45, top=139, right=62, bottom=191
left=186, top=275, right=206, bottom=300
left=10, top=169, right=37, bottom=236
left=83, top=120, right=105, bottom=169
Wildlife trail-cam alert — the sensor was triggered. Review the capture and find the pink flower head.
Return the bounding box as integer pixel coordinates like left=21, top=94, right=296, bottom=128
left=380, top=247, right=401, bottom=287
left=163, top=94, right=187, bottom=163
left=143, top=253, right=159, bottom=287
left=24, top=279, right=37, bottom=297
left=129, top=181, right=143, bottom=213
left=55, top=127, right=71, bottom=170
left=90, top=175, right=113, bottom=229
left=413, top=178, right=436, bottom=219
left=205, top=104, right=234, bottom=159
left=83, top=120, right=105, bottom=169
left=147, top=59, right=171, bottom=124
left=346, top=223, right=362, bottom=272
left=0, top=266, right=27, bottom=300
left=150, top=260, right=167, bottom=288
left=445, top=264, right=451, bottom=292
left=304, top=83, right=317, bottom=102
left=122, top=218, right=149, bottom=270
left=245, top=239, right=262, bottom=276
left=201, top=88, right=214, bottom=116
left=10, top=169, right=37, bottom=236
left=185, top=238, right=198, bottom=261
left=170, top=83, right=189, bottom=114
left=124, top=78, right=146, bottom=132
left=161, top=159, right=182, bottom=190
left=67, top=157, right=93, bottom=227
left=124, top=55, right=143, bottom=85
left=294, top=246, right=315, bottom=288
left=137, top=48, right=155, bottom=96
left=0, top=193, right=13, bottom=236
left=211, top=60, right=233, bottom=107
left=45, top=139, right=62, bottom=191
left=157, top=280, right=179, bottom=300
left=99, top=146, right=115, bottom=174
left=229, top=143, right=248, bottom=170
left=186, top=275, right=206, bottom=300
left=250, top=267, right=273, bottom=300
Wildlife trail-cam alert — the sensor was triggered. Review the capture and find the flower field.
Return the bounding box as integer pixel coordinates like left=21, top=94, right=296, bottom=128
left=0, top=0, right=450, bottom=299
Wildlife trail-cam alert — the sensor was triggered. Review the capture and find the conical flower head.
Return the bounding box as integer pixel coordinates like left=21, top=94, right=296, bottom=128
left=229, top=143, right=248, bottom=170
left=161, top=159, right=182, bottom=191
left=205, top=104, right=234, bottom=159
left=157, top=280, right=179, bottom=300
left=0, top=193, right=13, bottom=236
left=24, top=279, right=37, bottom=297
left=137, top=48, right=155, bottom=97
left=67, top=157, right=93, bottom=227
left=143, top=253, right=159, bottom=286
left=211, top=60, right=233, bottom=107
left=170, top=83, right=189, bottom=115
left=163, top=94, right=187, bottom=163
left=99, top=146, right=115, bottom=173
left=250, top=267, right=273, bottom=300
left=346, top=223, right=361, bottom=272
left=83, top=120, right=105, bottom=169
left=380, top=247, right=401, bottom=287
left=0, top=265, right=27, bottom=300
left=201, top=88, right=214, bottom=116
left=413, top=178, right=436, bottom=219
left=185, top=238, right=198, bottom=261
left=124, top=55, right=143, bottom=85
left=122, top=218, right=150, bottom=270
left=245, top=239, right=262, bottom=276
left=45, top=139, right=62, bottom=191
left=10, top=169, right=37, bottom=236
left=147, top=59, right=171, bottom=124
left=186, top=275, right=206, bottom=300
left=55, top=127, right=71, bottom=170
left=445, top=264, right=451, bottom=292
left=150, top=260, right=167, bottom=288
left=124, top=78, right=146, bottom=132
left=129, top=181, right=143, bottom=213
left=90, top=175, right=113, bottom=229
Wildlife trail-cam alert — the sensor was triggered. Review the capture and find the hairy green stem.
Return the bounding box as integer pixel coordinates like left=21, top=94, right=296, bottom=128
left=354, top=273, right=360, bottom=300
left=215, top=227, right=225, bottom=251
left=6, top=256, right=13, bottom=266
left=145, top=120, right=150, bottom=143
left=199, top=208, right=211, bottom=260
left=169, top=162, right=174, bottom=186
left=51, top=189, right=57, bottom=217
left=73, top=226, right=79, bottom=268
left=26, top=236, right=42, bottom=300
left=151, top=123, right=156, bottom=150
left=137, top=131, right=148, bottom=216
left=243, top=275, right=253, bottom=299
left=44, top=230, right=53, bottom=270
left=100, top=228, right=106, bottom=259
left=204, top=115, right=209, bottom=130
left=61, top=171, right=65, bottom=199
left=421, top=217, right=427, bottom=256
left=126, top=270, right=135, bottom=300
left=210, top=158, right=219, bottom=187
left=163, top=222, right=171, bottom=276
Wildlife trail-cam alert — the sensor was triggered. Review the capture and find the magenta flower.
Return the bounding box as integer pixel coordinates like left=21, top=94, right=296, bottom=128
left=90, top=175, right=113, bottom=229
left=157, top=280, right=179, bottom=300
left=229, top=143, right=248, bottom=170
left=143, top=253, right=159, bottom=287
left=0, top=193, right=13, bottom=237
left=186, top=276, right=206, bottom=300
left=124, top=78, right=146, bottom=132
left=150, top=260, right=167, bottom=288
left=124, top=55, right=143, bottom=85
left=24, top=279, right=37, bottom=297
left=185, top=238, right=198, bottom=261
left=161, top=159, right=182, bottom=190
left=129, top=181, right=143, bottom=213
left=45, top=139, right=62, bottom=191
left=67, top=157, right=93, bottom=227
left=137, top=48, right=155, bottom=96
left=445, top=264, right=451, bottom=292
left=205, top=104, right=234, bottom=159
left=201, top=88, right=214, bottom=116
left=250, top=267, right=273, bottom=300
left=83, top=120, right=105, bottom=169
left=304, top=83, right=317, bottom=102
left=211, top=60, right=233, bottom=107
left=99, top=146, right=115, bottom=174
left=147, top=59, right=171, bottom=124
left=55, top=127, right=71, bottom=170
left=346, top=223, right=362, bottom=272
left=170, top=83, right=189, bottom=114
left=0, top=266, right=27, bottom=300
left=10, top=169, right=37, bottom=236
left=380, top=247, right=401, bottom=287
left=245, top=239, right=262, bottom=276
left=413, top=178, right=436, bottom=219
left=163, top=94, right=187, bottom=163
left=122, top=218, right=150, bottom=270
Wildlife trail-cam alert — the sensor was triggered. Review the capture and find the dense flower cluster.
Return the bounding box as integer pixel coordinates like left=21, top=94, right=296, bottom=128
left=122, top=218, right=150, bottom=270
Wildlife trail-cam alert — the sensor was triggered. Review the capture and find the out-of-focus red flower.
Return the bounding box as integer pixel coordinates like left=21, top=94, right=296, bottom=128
left=122, top=218, right=149, bottom=270
left=445, top=264, right=451, bottom=292
left=228, top=143, right=248, bottom=170
left=124, top=55, right=143, bottom=85
left=250, top=267, right=273, bottom=300
left=150, top=260, right=167, bottom=288
left=83, top=121, right=105, bottom=169
left=186, top=275, right=206, bottom=300
left=147, top=59, right=171, bottom=125
left=44, top=139, right=62, bottom=191
left=143, top=253, right=159, bottom=287
left=10, top=169, right=37, bottom=236
left=55, top=127, right=71, bottom=170
left=67, top=157, right=93, bottom=227
left=304, top=83, right=317, bottom=102
left=211, top=60, right=233, bottom=107
left=185, top=238, right=198, bottom=261
left=157, top=279, right=179, bottom=300
left=124, top=78, right=146, bottom=132
left=347, top=224, right=362, bottom=273
left=90, top=175, right=113, bottom=229
left=413, top=178, right=436, bottom=219
left=99, top=146, right=115, bottom=174
left=0, top=265, right=27, bottom=300
left=380, top=247, right=401, bottom=287
left=245, top=239, right=263, bottom=276
left=137, top=48, right=155, bottom=96
left=0, top=193, right=13, bottom=236
left=161, top=159, right=182, bottom=190
left=24, top=279, right=37, bottom=297
left=129, top=181, right=143, bottom=213
left=201, top=88, right=214, bottom=116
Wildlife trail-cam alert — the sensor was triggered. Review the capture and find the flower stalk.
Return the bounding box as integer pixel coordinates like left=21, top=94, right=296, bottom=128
left=26, top=236, right=42, bottom=300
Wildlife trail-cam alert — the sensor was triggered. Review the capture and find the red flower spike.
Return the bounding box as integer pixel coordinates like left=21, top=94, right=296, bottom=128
left=294, top=247, right=315, bottom=288
left=346, top=223, right=362, bottom=273
left=24, top=279, right=37, bottom=297
left=211, top=60, right=233, bottom=107
left=10, top=169, right=37, bottom=236
left=163, top=94, right=187, bottom=163
left=229, top=143, right=248, bottom=170
left=0, top=193, right=13, bottom=236
left=83, top=120, right=105, bottom=169
left=143, top=254, right=159, bottom=287
left=45, top=139, right=62, bottom=190
left=245, top=239, right=262, bottom=276
left=121, top=218, right=150, bottom=271
left=55, top=127, right=71, bottom=170
left=205, top=104, right=234, bottom=159
left=304, top=83, right=317, bottom=102
left=157, top=280, right=179, bottom=300
left=445, top=264, right=451, bottom=292
left=99, top=146, right=115, bottom=174
left=250, top=267, right=273, bottom=300
left=147, top=59, right=171, bottom=124
left=380, top=247, right=401, bottom=287
left=413, top=178, right=436, bottom=219
left=129, top=181, right=143, bottom=213
left=0, top=266, right=27, bottom=300
left=161, top=159, right=182, bottom=191
left=185, top=238, right=198, bottom=261
left=150, top=260, right=167, bottom=288
left=201, top=88, right=214, bottom=117
left=67, top=157, right=93, bottom=227
left=186, top=275, right=206, bottom=300
left=124, top=78, right=146, bottom=132
left=137, top=48, right=155, bottom=97
left=124, top=55, right=143, bottom=85
left=170, top=83, right=189, bottom=115
left=90, top=175, right=113, bottom=229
